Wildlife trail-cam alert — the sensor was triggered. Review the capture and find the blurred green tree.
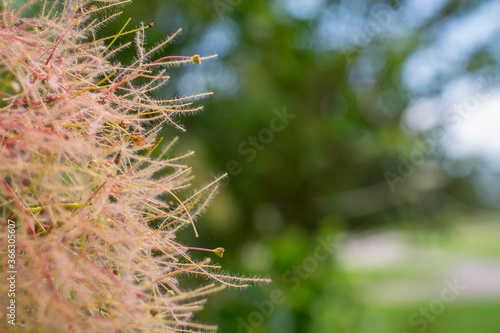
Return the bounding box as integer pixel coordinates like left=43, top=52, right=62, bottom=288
left=91, top=0, right=499, bottom=332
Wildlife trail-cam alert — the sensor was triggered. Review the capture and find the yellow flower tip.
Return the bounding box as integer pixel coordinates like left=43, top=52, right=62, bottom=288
left=149, top=308, right=159, bottom=317
left=148, top=22, right=155, bottom=28
left=131, top=135, right=145, bottom=147
left=213, top=247, right=225, bottom=258
left=191, top=54, right=201, bottom=65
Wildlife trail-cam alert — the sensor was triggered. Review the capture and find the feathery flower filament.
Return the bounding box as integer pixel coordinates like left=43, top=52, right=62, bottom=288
left=0, top=1, right=269, bottom=332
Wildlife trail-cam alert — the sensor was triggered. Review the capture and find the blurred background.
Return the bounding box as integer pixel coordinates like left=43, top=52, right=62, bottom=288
left=70, top=0, right=500, bottom=331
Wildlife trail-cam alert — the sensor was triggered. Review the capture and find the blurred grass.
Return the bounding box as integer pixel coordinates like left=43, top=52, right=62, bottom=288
left=371, top=302, right=500, bottom=333
left=336, top=216, right=500, bottom=333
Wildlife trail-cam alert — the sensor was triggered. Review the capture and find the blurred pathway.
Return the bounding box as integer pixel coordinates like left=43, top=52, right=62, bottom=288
left=337, top=220, right=500, bottom=304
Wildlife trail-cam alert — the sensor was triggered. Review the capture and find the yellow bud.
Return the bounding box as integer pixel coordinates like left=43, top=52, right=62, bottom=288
left=213, top=247, right=225, bottom=258
left=191, top=54, right=201, bottom=65
left=131, top=135, right=145, bottom=147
